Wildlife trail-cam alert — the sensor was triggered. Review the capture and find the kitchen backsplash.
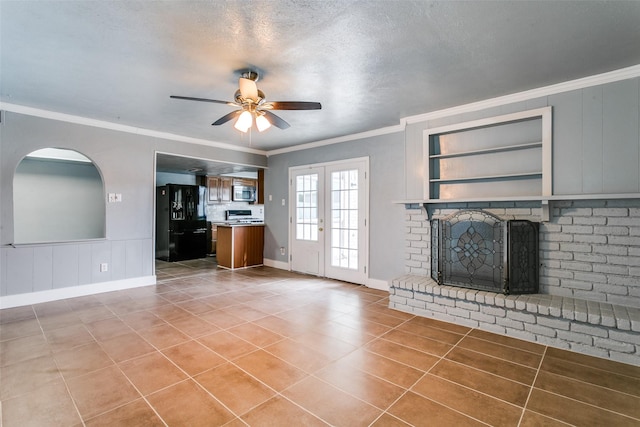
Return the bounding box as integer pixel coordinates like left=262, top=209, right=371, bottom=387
left=206, top=202, right=264, bottom=222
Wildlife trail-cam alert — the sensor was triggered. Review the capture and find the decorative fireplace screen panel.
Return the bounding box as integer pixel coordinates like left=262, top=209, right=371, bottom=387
left=431, top=210, right=539, bottom=295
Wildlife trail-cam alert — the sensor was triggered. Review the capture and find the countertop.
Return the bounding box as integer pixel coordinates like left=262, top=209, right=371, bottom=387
left=214, top=222, right=265, bottom=227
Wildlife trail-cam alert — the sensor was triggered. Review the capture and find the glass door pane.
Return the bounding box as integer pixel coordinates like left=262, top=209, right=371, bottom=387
left=330, top=169, right=358, bottom=270
left=295, top=173, right=319, bottom=241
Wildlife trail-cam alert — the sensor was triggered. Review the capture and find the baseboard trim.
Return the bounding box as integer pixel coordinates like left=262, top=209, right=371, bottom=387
left=364, top=278, right=390, bottom=291
left=263, top=258, right=290, bottom=270
left=0, top=276, right=157, bottom=309
left=263, top=258, right=389, bottom=291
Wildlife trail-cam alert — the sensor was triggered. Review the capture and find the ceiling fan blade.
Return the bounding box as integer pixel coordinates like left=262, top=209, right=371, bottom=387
left=263, top=111, right=290, bottom=129
left=239, top=78, right=259, bottom=101
left=170, top=95, right=237, bottom=106
left=212, top=110, right=241, bottom=126
left=264, top=101, right=322, bottom=110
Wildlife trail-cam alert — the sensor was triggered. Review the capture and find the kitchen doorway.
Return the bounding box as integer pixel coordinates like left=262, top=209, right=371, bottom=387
left=289, top=157, right=369, bottom=285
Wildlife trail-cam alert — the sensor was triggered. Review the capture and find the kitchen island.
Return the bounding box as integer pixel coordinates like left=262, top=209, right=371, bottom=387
left=216, top=223, right=264, bottom=269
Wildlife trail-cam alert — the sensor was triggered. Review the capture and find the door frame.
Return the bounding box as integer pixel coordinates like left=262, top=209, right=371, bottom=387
left=288, top=157, right=369, bottom=285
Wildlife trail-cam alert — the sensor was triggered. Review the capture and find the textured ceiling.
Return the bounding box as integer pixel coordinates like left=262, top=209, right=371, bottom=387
left=2, top=1, right=640, bottom=155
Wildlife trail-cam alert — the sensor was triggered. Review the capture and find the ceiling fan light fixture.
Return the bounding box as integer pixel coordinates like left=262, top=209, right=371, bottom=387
left=255, top=113, right=271, bottom=132
left=234, top=110, right=253, bottom=132
left=171, top=70, right=321, bottom=134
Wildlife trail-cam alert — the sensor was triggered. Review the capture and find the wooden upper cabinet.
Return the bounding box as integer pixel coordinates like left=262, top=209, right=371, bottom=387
left=219, top=177, right=232, bottom=202
left=208, top=172, right=264, bottom=204
left=207, top=176, right=232, bottom=203
left=232, top=178, right=257, bottom=187
left=207, top=176, right=219, bottom=203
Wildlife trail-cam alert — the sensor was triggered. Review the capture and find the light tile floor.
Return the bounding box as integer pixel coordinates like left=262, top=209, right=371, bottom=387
left=1, top=258, right=639, bottom=426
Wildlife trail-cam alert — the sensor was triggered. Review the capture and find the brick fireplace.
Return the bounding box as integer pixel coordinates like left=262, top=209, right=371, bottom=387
left=389, top=200, right=640, bottom=366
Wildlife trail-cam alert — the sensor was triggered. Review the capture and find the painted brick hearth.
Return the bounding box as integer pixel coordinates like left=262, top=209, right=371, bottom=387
left=390, top=199, right=640, bottom=366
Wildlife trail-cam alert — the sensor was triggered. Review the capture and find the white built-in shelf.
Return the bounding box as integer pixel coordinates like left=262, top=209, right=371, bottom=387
left=430, top=171, right=542, bottom=183
left=393, top=193, right=640, bottom=205
left=429, top=141, right=543, bottom=160
left=392, top=195, right=545, bottom=205
left=423, top=107, right=553, bottom=203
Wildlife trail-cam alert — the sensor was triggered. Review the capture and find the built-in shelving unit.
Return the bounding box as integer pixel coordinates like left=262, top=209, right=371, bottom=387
left=422, top=107, right=552, bottom=203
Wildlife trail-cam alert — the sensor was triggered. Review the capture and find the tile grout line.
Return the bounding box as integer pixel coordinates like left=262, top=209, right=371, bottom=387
left=516, top=344, right=548, bottom=426
left=367, top=316, right=481, bottom=426
left=211, top=293, right=398, bottom=425
left=519, top=370, right=640, bottom=423
left=8, top=264, right=639, bottom=425
left=5, top=270, right=372, bottom=425
left=65, top=303, right=170, bottom=426
left=145, top=283, right=346, bottom=426
left=111, top=299, right=247, bottom=426
left=366, top=314, right=429, bottom=426
left=32, top=303, right=89, bottom=427
left=371, top=318, right=551, bottom=425
left=392, top=326, right=497, bottom=426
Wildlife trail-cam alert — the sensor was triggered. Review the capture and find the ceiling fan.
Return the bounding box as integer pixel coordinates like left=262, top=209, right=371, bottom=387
left=170, top=71, right=321, bottom=133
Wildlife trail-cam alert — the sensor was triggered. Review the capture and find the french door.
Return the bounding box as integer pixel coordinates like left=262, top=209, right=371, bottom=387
left=289, top=158, right=368, bottom=284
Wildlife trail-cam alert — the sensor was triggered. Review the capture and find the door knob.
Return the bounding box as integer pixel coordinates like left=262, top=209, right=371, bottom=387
left=318, top=227, right=324, bottom=232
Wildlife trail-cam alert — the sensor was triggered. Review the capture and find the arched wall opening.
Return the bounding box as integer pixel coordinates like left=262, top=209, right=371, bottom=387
left=13, top=148, right=106, bottom=243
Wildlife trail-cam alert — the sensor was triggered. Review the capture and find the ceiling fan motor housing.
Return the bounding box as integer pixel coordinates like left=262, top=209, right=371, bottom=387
left=240, top=70, right=259, bottom=82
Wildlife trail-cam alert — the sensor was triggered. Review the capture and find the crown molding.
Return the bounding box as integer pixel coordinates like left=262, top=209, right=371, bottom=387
left=403, top=64, right=640, bottom=124
left=266, top=123, right=404, bottom=156
left=267, top=64, right=640, bottom=155
left=3, top=64, right=639, bottom=157
left=0, top=103, right=268, bottom=156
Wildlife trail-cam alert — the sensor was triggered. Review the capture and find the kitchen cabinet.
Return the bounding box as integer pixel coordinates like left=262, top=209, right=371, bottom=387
left=217, top=224, right=264, bottom=269
left=210, top=224, right=217, bottom=254
left=207, top=176, right=232, bottom=203
left=232, top=178, right=257, bottom=187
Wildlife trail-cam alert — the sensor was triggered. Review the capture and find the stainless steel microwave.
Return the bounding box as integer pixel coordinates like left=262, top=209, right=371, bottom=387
left=232, top=185, right=256, bottom=202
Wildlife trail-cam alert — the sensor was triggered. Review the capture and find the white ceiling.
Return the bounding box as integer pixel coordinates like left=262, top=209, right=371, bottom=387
left=2, top=1, right=640, bottom=154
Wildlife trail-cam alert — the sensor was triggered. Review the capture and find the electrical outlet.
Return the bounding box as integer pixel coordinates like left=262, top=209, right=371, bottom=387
left=108, top=193, right=116, bottom=203
left=280, top=247, right=286, bottom=255
left=100, top=263, right=108, bottom=272
left=115, top=193, right=122, bottom=202
left=281, top=198, right=285, bottom=206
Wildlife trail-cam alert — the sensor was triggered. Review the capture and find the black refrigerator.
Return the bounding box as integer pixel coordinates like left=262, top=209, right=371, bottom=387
left=156, top=184, right=208, bottom=261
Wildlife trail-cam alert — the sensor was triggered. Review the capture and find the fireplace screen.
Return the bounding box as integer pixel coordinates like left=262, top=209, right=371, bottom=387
left=431, top=210, right=538, bottom=295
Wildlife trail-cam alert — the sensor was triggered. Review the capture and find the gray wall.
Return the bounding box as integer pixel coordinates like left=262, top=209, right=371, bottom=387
left=404, top=77, right=640, bottom=200
left=1, top=112, right=267, bottom=297
left=265, top=132, right=406, bottom=282
left=550, top=78, right=639, bottom=195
